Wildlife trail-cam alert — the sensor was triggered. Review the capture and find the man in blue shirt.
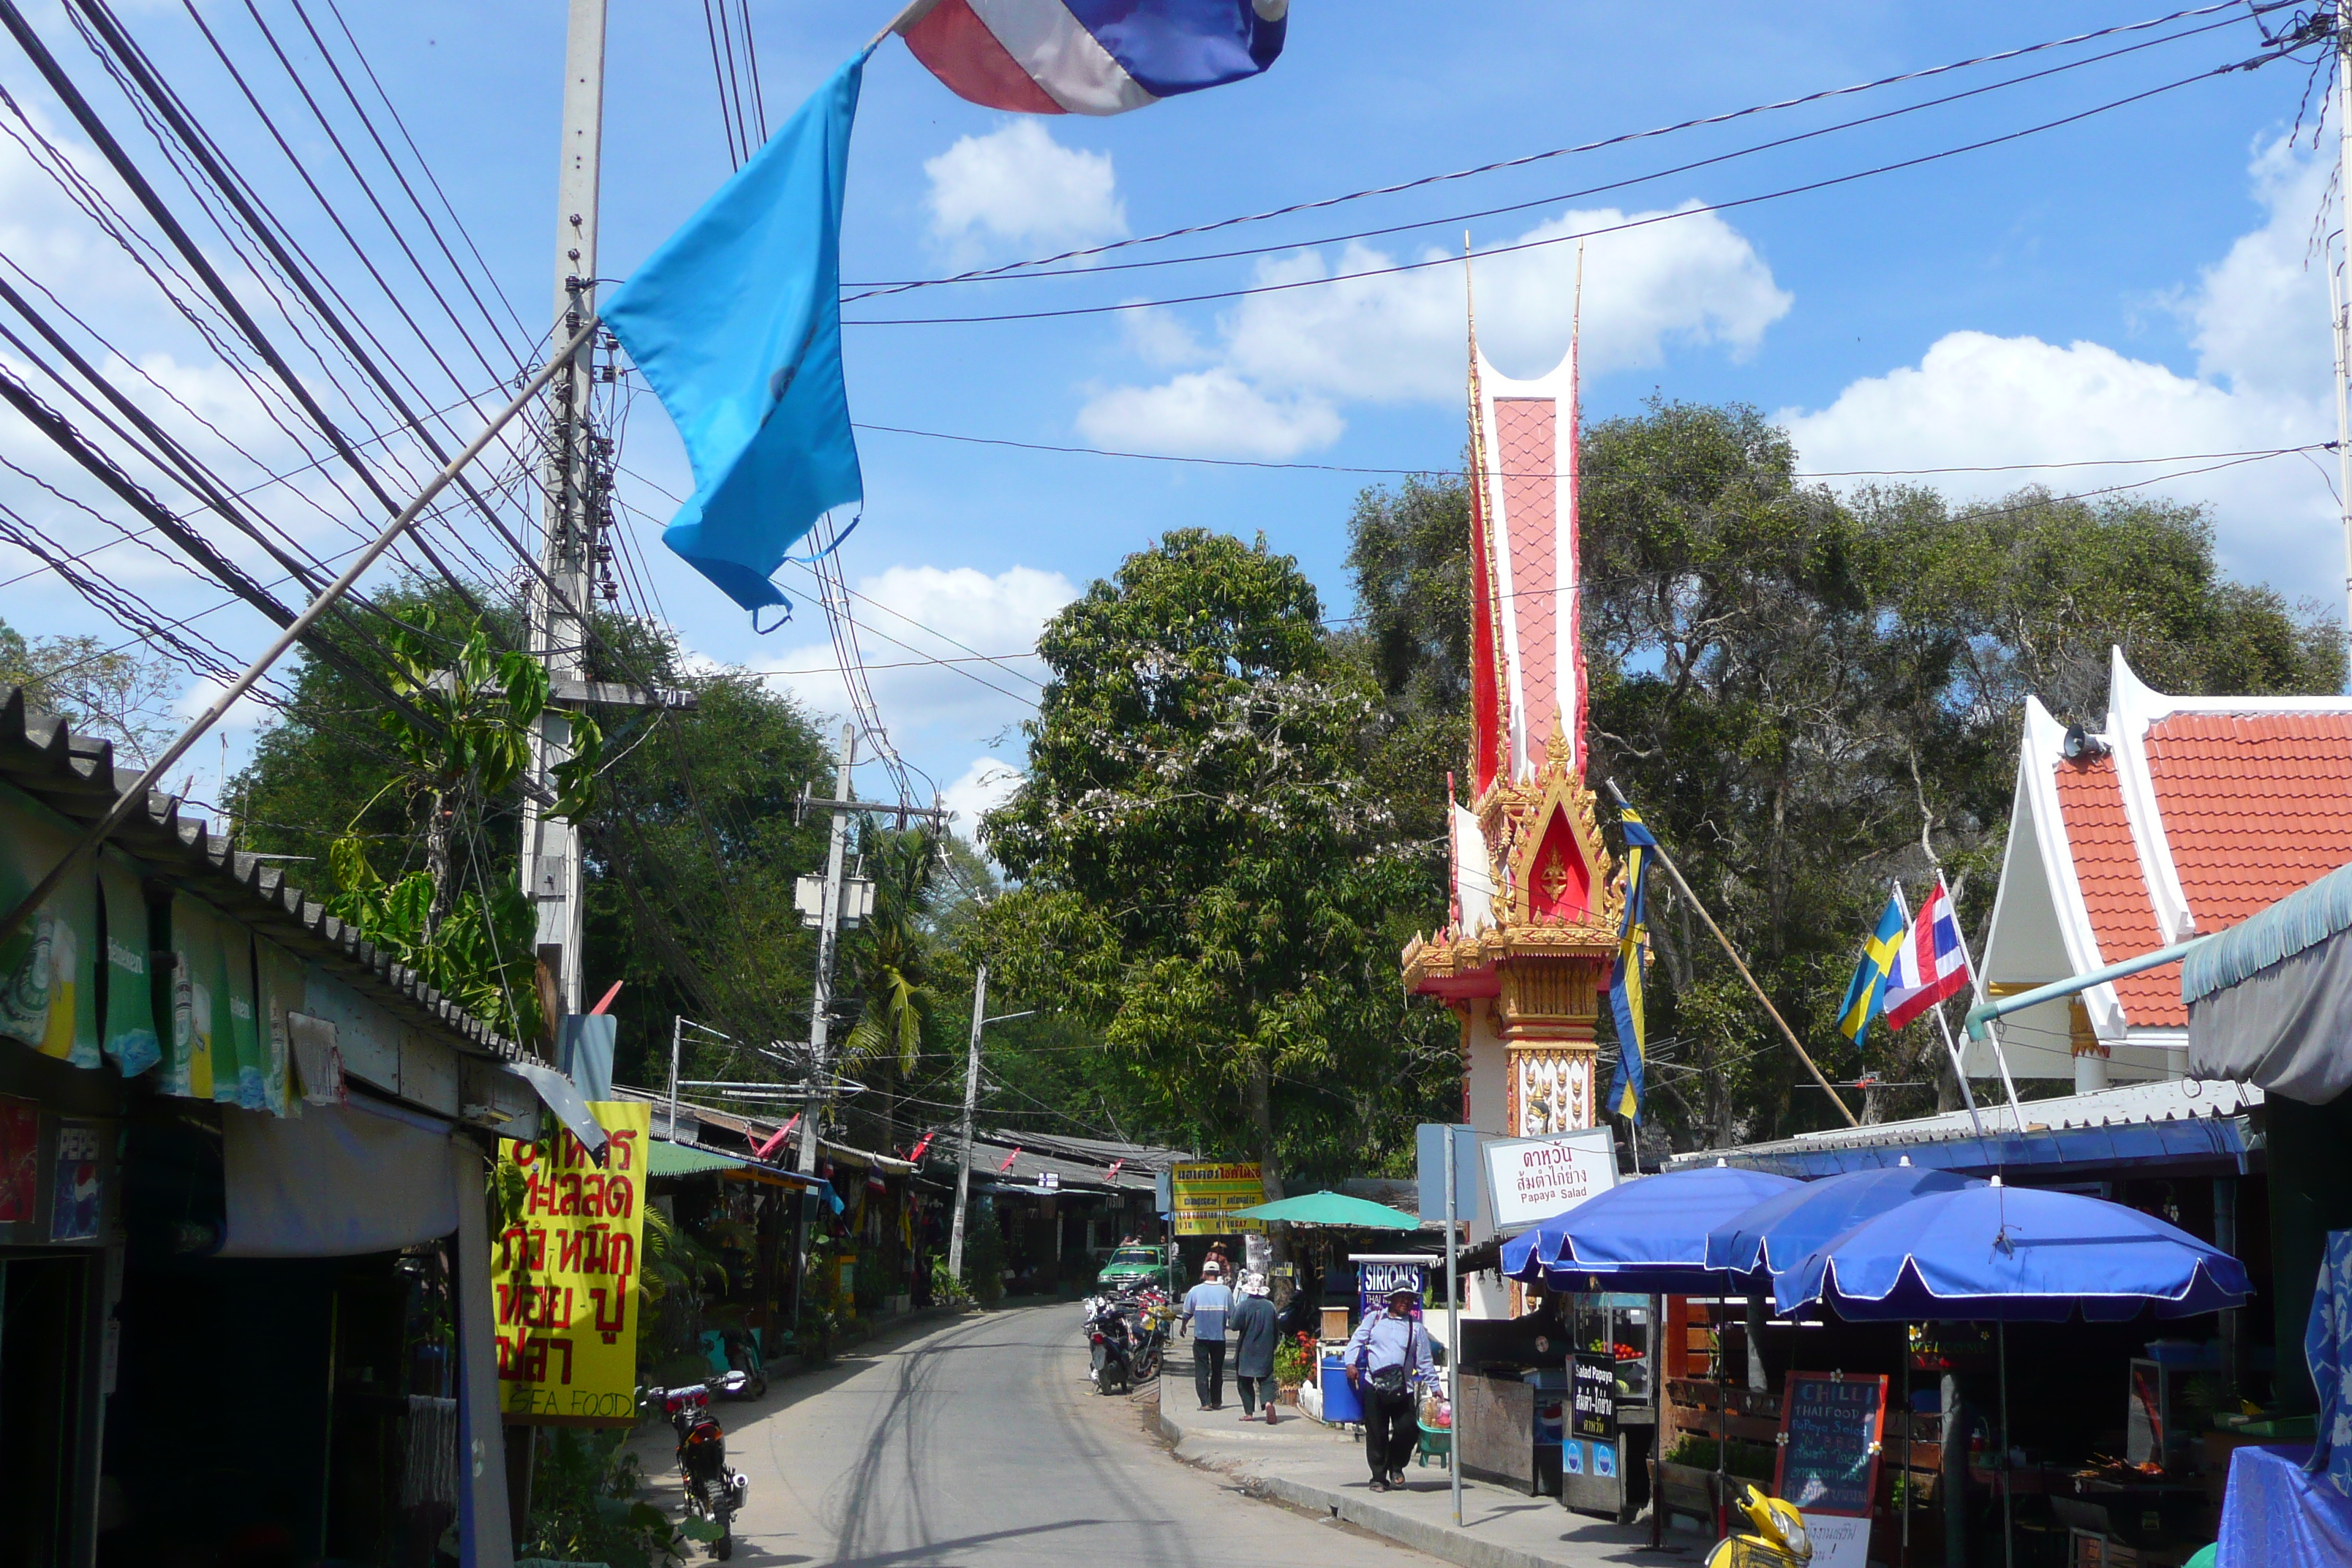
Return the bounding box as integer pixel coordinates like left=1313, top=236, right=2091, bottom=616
left=1345, top=1285, right=1436, bottom=1490
left=1180, top=1261, right=1237, bottom=1410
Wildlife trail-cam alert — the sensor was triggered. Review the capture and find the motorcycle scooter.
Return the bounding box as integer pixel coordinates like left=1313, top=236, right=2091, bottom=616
left=647, top=1383, right=750, bottom=1559
left=1086, top=1298, right=1137, bottom=1395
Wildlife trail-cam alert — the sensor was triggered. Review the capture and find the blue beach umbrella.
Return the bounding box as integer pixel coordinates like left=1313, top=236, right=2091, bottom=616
left=1704, top=1164, right=1984, bottom=1289
left=1502, top=1165, right=1803, bottom=1294
left=1776, top=1179, right=2251, bottom=1322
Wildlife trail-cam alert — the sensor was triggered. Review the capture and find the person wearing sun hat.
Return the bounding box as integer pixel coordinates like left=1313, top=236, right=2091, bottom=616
left=1229, top=1273, right=1281, bottom=1425
left=1344, top=1284, right=1434, bottom=1490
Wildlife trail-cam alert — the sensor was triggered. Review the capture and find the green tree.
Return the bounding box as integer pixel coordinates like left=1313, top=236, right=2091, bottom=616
left=0, top=617, right=182, bottom=767
left=1345, top=399, right=2345, bottom=1147
left=230, top=580, right=837, bottom=1080
left=976, top=529, right=1455, bottom=1192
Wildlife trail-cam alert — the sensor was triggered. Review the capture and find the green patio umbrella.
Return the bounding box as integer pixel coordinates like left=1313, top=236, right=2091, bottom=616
left=1229, top=1191, right=1427, bottom=1229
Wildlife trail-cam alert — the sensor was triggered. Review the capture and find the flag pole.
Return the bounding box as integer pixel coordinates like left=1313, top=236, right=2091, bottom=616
left=1939, top=871, right=2027, bottom=1131
left=1604, top=780, right=1859, bottom=1127
left=867, top=0, right=938, bottom=50
left=0, top=316, right=601, bottom=954
left=1894, top=881, right=1986, bottom=1139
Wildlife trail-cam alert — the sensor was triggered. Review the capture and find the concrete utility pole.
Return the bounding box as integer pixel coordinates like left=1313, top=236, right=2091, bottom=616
left=2336, top=0, right=2352, bottom=667
left=947, top=963, right=987, bottom=1280
left=798, top=724, right=859, bottom=1184
left=519, top=0, right=606, bottom=1021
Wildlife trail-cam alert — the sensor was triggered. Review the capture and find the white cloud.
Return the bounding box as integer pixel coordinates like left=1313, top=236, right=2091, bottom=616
left=1080, top=203, right=1790, bottom=459
left=1779, top=142, right=2335, bottom=595
left=941, top=755, right=1022, bottom=837
left=2181, top=137, right=2332, bottom=398
left=752, top=563, right=1075, bottom=737
left=1076, top=368, right=1343, bottom=459
left=924, top=121, right=1126, bottom=259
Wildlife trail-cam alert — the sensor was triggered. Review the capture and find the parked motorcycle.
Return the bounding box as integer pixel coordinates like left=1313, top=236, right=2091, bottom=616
left=701, top=1326, right=769, bottom=1401
left=647, top=1384, right=749, bottom=1559
left=1086, top=1297, right=1136, bottom=1395
left=1704, top=1483, right=1812, bottom=1568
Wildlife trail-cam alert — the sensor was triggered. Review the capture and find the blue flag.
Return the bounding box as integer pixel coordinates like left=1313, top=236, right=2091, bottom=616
left=604, top=56, right=864, bottom=622
left=1608, top=807, right=1656, bottom=1123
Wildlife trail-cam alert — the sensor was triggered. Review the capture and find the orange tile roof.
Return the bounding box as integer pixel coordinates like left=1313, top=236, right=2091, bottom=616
left=2051, top=754, right=2183, bottom=1028
left=2144, top=712, right=2352, bottom=935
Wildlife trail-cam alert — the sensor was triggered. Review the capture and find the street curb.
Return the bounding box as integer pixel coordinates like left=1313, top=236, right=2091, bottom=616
left=1152, top=1390, right=1586, bottom=1568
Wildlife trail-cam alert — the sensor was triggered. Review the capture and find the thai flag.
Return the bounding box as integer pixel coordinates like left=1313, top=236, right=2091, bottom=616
left=1882, top=879, right=1972, bottom=1030
left=900, top=0, right=1287, bottom=116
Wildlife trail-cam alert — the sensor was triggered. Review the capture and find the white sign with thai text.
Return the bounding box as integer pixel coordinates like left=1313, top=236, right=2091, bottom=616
left=1481, top=1127, right=1618, bottom=1233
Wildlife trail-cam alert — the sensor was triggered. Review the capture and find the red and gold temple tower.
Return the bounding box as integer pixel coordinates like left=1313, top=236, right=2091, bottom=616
left=1401, top=323, right=1620, bottom=1188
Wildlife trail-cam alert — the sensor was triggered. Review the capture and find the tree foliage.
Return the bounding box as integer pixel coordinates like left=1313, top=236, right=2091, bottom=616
left=976, top=529, right=1458, bottom=1190
left=1346, top=399, right=2342, bottom=1147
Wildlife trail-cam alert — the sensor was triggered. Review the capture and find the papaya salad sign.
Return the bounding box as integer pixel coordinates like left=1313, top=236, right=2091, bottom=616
left=494, top=1099, right=648, bottom=1425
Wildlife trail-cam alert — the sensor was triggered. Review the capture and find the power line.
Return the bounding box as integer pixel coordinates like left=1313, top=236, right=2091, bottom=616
left=853, top=422, right=2334, bottom=481
left=843, top=0, right=2283, bottom=298
left=844, top=6, right=2253, bottom=300
left=845, top=60, right=2260, bottom=327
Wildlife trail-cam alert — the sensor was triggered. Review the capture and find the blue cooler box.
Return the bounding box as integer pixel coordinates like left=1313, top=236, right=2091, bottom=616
left=1319, top=1353, right=1364, bottom=1424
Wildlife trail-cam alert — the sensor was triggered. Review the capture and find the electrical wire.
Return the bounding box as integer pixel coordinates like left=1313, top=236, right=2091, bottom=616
left=846, top=59, right=2268, bottom=326
left=845, top=6, right=2257, bottom=300
left=843, top=0, right=2286, bottom=297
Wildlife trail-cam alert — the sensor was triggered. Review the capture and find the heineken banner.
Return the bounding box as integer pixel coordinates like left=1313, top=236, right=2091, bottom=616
left=1169, top=1160, right=1264, bottom=1235
left=494, top=1099, right=649, bottom=1425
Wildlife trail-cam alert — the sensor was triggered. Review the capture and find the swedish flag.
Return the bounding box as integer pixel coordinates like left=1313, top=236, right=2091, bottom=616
left=1837, top=892, right=1907, bottom=1047
left=1607, top=808, right=1656, bottom=1122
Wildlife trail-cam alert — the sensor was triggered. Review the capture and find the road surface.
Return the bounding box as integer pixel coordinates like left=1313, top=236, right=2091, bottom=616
left=662, top=1302, right=1441, bottom=1568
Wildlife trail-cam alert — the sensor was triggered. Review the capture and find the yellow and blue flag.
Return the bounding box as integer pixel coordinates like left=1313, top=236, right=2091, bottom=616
left=1607, top=807, right=1656, bottom=1122
left=1837, top=892, right=1907, bottom=1047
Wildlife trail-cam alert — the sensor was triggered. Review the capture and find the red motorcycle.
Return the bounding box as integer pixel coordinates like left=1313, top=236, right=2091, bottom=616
left=647, top=1384, right=748, bottom=1559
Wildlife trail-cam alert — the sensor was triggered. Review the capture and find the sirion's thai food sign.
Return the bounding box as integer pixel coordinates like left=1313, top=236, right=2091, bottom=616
left=1481, top=1127, right=1618, bottom=1233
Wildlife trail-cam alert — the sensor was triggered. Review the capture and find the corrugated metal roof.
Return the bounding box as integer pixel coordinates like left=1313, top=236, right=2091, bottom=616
left=0, top=688, right=518, bottom=1057
left=1665, top=1078, right=2260, bottom=1180
left=648, top=1141, right=748, bottom=1177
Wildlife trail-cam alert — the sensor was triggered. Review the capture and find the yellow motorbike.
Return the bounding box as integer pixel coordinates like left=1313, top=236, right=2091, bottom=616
left=1703, top=1484, right=1813, bottom=1568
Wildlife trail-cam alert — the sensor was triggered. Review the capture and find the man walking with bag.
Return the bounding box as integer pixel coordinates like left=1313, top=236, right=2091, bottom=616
left=1180, top=1260, right=1236, bottom=1411
left=1345, top=1285, right=1435, bottom=1491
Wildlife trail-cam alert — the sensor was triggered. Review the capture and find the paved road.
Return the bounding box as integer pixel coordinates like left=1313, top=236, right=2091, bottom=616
left=669, top=1303, right=1440, bottom=1568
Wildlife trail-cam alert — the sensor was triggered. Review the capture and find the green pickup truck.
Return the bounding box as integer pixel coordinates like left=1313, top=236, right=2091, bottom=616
left=1094, top=1244, right=1169, bottom=1291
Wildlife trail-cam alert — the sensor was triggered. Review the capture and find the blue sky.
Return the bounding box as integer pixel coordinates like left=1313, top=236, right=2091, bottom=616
left=0, top=1, right=2340, bottom=824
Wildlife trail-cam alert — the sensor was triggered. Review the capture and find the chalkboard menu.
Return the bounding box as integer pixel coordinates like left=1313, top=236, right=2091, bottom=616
left=1772, top=1372, right=1886, bottom=1518
left=1570, top=1356, right=1616, bottom=1442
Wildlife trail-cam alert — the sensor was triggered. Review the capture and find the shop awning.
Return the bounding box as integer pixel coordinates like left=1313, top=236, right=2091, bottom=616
left=648, top=1141, right=750, bottom=1177
left=2185, top=859, right=2352, bottom=1105
left=1231, top=1191, right=1425, bottom=1229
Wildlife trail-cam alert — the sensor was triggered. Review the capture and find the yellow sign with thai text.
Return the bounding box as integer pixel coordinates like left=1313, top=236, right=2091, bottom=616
left=494, top=1100, right=647, bottom=1425
left=1171, top=1160, right=1264, bottom=1235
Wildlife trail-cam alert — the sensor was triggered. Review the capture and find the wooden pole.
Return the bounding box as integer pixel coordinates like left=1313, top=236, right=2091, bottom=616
left=1604, top=780, right=1858, bottom=1128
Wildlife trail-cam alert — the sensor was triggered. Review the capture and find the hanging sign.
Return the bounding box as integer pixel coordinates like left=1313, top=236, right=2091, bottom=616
left=1774, top=1371, right=1887, bottom=1517
left=1169, top=1161, right=1264, bottom=1235
left=1570, top=1354, right=1618, bottom=1442
left=1480, top=1126, right=1617, bottom=1233
left=494, top=1099, right=649, bottom=1425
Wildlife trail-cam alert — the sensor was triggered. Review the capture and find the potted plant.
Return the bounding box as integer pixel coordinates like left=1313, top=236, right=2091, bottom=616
left=1273, top=1332, right=1314, bottom=1405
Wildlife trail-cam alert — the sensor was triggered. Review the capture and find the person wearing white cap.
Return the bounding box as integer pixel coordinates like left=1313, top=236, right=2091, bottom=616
left=1179, top=1261, right=1236, bottom=1410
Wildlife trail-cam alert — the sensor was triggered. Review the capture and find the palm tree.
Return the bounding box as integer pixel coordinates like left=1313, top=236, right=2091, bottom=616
left=840, top=827, right=943, bottom=1150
